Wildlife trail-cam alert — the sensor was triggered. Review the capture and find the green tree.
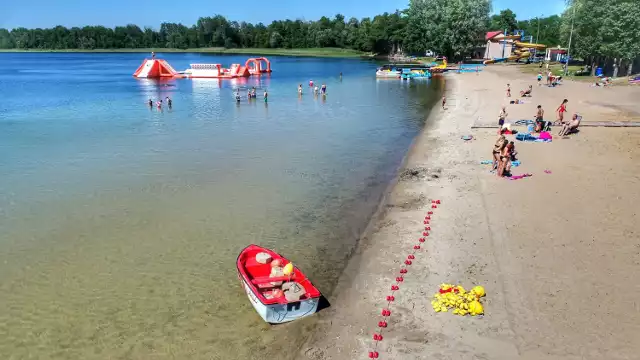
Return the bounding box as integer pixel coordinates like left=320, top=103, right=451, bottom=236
left=489, top=9, right=517, bottom=32
left=406, top=0, right=491, bottom=58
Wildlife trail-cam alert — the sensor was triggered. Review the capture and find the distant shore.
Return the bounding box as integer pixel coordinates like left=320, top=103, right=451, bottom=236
left=0, top=47, right=373, bottom=58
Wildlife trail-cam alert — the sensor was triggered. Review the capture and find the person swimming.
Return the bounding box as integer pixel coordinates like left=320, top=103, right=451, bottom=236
left=321, top=83, right=326, bottom=94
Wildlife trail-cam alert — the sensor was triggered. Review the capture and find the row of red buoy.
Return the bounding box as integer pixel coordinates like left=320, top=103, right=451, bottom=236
left=368, top=199, right=441, bottom=359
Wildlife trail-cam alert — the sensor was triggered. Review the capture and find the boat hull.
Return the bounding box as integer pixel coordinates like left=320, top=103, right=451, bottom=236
left=376, top=70, right=401, bottom=78
left=240, top=277, right=319, bottom=324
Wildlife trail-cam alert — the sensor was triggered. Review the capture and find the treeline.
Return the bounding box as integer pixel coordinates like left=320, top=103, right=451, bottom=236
left=0, top=2, right=558, bottom=57
left=2, top=0, right=638, bottom=71
left=0, top=13, right=406, bottom=54
left=560, top=0, right=640, bottom=76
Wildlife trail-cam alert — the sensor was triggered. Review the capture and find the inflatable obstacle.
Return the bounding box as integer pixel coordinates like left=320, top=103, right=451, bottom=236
left=132, top=57, right=272, bottom=79
left=133, top=59, right=179, bottom=78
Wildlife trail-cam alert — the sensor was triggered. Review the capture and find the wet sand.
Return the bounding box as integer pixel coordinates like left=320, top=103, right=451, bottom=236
left=300, top=65, right=640, bottom=359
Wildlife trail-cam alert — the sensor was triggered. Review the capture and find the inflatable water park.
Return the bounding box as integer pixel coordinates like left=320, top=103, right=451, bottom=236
left=133, top=57, right=272, bottom=79
left=483, top=30, right=546, bottom=64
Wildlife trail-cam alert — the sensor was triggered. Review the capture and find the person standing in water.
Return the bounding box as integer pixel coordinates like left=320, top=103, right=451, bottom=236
left=148, top=98, right=153, bottom=107
left=314, top=85, right=319, bottom=96
left=321, top=83, right=326, bottom=95
left=298, top=84, right=303, bottom=96
left=339, top=72, right=343, bottom=80
left=309, top=80, right=314, bottom=87
left=235, top=89, right=241, bottom=103
left=156, top=99, right=162, bottom=110
left=264, top=89, right=268, bottom=102
left=166, top=97, right=172, bottom=109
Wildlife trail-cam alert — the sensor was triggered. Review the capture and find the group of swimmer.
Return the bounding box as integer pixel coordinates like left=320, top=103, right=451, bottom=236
left=236, top=87, right=268, bottom=103
left=148, top=96, right=172, bottom=110
left=301, top=80, right=327, bottom=96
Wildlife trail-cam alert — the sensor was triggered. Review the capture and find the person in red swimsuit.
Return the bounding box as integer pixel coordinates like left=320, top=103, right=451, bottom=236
left=556, top=99, right=568, bottom=124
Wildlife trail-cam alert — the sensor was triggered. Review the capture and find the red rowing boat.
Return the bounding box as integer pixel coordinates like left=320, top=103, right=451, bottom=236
left=236, top=244, right=322, bottom=324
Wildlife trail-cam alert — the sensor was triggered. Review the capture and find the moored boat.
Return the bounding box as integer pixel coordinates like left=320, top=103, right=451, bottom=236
left=236, top=244, right=321, bottom=324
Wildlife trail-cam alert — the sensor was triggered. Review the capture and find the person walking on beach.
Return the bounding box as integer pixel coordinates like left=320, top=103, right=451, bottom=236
left=555, top=99, right=568, bottom=125
left=537, top=72, right=543, bottom=86
left=498, top=106, right=508, bottom=133
left=506, top=84, right=511, bottom=97
left=442, top=95, right=446, bottom=110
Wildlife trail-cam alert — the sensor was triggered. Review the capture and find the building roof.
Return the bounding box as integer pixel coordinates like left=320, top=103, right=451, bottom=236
left=485, top=31, right=502, bottom=41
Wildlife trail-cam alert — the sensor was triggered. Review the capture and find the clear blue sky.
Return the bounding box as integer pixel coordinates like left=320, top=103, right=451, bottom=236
left=1, top=0, right=566, bottom=29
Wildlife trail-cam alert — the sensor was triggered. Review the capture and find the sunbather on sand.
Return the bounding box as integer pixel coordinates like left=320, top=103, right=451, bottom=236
left=492, top=135, right=507, bottom=170
left=558, top=114, right=582, bottom=136
left=497, top=142, right=514, bottom=177
left=520, top=85, right=533, bottom=97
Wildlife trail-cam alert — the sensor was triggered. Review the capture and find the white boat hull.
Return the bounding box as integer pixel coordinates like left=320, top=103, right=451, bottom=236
left=241, top=279, right=319, bottom=324
left=376, top=70, right=401, bottom=78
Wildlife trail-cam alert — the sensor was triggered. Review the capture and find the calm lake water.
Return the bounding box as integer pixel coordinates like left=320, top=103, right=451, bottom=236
left=0, top=53, right=443, bottom=359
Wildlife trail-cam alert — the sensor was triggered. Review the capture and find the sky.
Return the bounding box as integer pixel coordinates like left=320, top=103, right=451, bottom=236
left=1, top=0, right=567, bottom=30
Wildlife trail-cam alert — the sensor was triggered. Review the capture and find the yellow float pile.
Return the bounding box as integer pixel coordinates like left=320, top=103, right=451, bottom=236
left=431, top=284, right=485, bottom=316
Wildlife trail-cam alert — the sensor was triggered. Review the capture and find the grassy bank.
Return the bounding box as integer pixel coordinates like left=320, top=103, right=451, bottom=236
left=0, top=47, right=371, bottom=58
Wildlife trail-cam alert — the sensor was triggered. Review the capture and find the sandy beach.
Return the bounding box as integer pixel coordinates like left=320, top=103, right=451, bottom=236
left=300, top=65, right=640, bottom=360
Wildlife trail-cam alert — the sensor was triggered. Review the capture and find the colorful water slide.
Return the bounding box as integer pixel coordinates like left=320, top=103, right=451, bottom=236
left=514, top=41, right=546, bottom=50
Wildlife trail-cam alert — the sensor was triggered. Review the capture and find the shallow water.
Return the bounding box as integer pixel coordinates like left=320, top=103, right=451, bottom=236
left=0, top=53, right=442, bottom=359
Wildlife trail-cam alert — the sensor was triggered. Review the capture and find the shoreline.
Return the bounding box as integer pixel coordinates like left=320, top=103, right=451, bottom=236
left=297, top=75, right=456, bottom=359
left=0, top=47, right=371, bottom=58
left=298, top=66, right=640, bottom=359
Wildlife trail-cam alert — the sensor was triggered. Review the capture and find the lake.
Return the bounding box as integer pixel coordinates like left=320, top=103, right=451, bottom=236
left=0, top=53, right=443, bottom=359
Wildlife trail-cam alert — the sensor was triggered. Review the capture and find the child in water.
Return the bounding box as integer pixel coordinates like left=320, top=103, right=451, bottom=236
left=314, top=86, right=319, bottom=95
left=157, top=99, right=162, bottom=109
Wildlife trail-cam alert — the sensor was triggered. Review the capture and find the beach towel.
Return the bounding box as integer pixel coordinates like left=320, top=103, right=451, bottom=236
left=539, top=131, right=552, bottom=140
left=508, top=173, right=532, bottom=180
left=516, top=133, right=537, bottom=141
left=514, top=120, right=535, bottom=126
